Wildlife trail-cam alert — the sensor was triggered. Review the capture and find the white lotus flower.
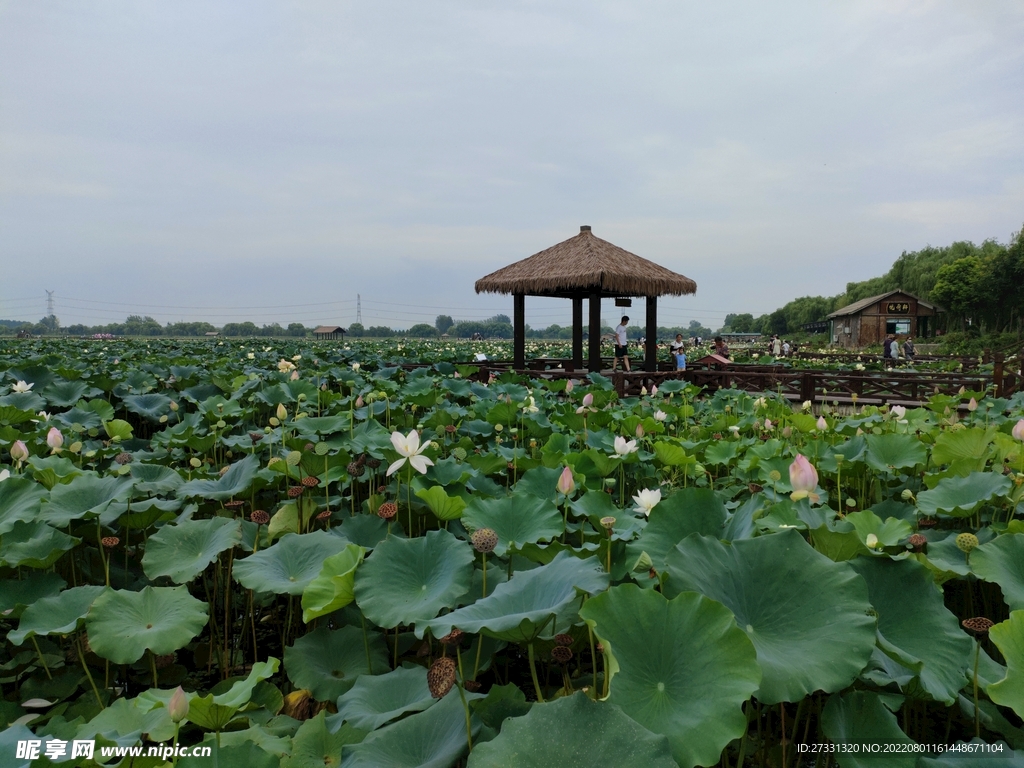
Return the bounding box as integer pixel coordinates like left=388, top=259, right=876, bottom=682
left=522, top=396, right=539, bottom=414
left=0, top=469, right=10, bottom=482
left=11, top=380, right=33, bottom=393
left=387, top=430, right=434, bottom=476
left=890, top=405, right=906, bottom=420
left=612, top=436, right=638, bottom=457
left=653, top=410, right=667, bottom=422
left=632, top=488, right=661, bottom=517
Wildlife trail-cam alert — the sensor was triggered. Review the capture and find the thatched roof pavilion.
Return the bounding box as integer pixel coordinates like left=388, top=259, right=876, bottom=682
left=476, top=226, right=697, bottom=371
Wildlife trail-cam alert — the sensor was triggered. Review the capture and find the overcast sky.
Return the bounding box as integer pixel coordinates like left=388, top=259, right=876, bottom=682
left=2, top=1, right=1022, bottom=331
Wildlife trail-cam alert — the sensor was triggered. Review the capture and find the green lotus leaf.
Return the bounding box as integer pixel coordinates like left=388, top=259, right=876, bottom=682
left=86, top=585, right=209, bottom=663
left=340, top=688, right=482, bottom=768
left=8, top=585, right=106, bottom=645
left=39, top=473, right=133, bottom=526
left=0, top=390, right=46, bottom=411
left=122, top=393, right=174, bottom=422
left=625, top=488, right=726, bottom=571
left=664, top=529, right=876, bottom=704
left=301, top=543, right=365, bottom=622
left=0, top=476, right=46, bottom=535
left=213, top=658, right=280, bottom=709
left=355, top=529, right=473, bottom=629
left=337, top=515, right=401, bottom=550
left=0, top=520, right=79, bottom=568
left=844, top=509, right=912, bottom=549
left=415, top=485, right=466, bottom=521
left=971, top=534, right=1024, bottom=610
left=282, top=712, right=366, bottom=768
left=129, top=463, right=185, bottom=494
left=570, top=490, right=645, bottom=542
left=652, top=441, right=692, bottom=467
left=191, top=730, right=291, bottom=760
left=234, top=531, right=349, bottom=595
left=0, top=571, right=65, bottom=617
left=41, top=380, right=100, bottom=407
left=512, top=466, right=563, bottom=501
left=179, top=743, right=279, bottom=768
left=467, top=692, right=676, bottom=768
left=0, top=404, right=37, bottom=426
left=467, top=683, right=531, bottom=730
left=579, top=584, right=760, bottom=768
left=916, top=472, right=1012, bottom=518
left=461, top=494, right=563, bottom=557
left=988, top=610, right=1024, bottom=719
left=848, top=557, right=970, bottom=704
left=178, top=454, right=260, bottom=500
left=821, top=690, right=914, bottom=768
left=704, top=439, right=739, bottom=466
left=332, top=666, right=434, bottom=731
left=103, top=418, right=134, bottom=441
left=142, top=516, right=242, bottom=583
left=931, top=426, right=996, bottom=473
left=27, top=455, right=82, bottom=490
left=864, top=433, right=928, bottom=473
left=425, top=551, right=609, bottom=643
left=284, top=626, right=389, bottom=702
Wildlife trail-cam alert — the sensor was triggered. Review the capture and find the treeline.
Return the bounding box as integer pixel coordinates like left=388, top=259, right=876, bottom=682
left=0, top=315, right=311, bottom=338
left=722, top=226, right=1024, bottom=337
left=346, top=315, right=716, bottom=341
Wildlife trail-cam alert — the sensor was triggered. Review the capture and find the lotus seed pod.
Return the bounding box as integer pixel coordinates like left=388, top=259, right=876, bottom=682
left=301, top=475, right=320, bottom=487
left=955, top=533, right=979, bottom=554
left=439, top=629, right=464, bottom=647
left=287, top=485, right=304, bottom=498
left=114, top=452, right=133, bottom=465
left=553, top=634, right=574, bottom=647
left=961, top=617, right=994, bottom=636
left=250, top=510, right=270, bottom=525
left=550, top=645, right=573, bottom=664
left=631, top=551, right=653, bottom=573
left=600, top=516, right=616, bottom=530
left=427, top=656, right=457, bottom=699
left=366, top=457, right=381, bottom=469
left=907, top=533, right=927, bottom=553
left=377, top=501, right=398, bottom=520
left=314, top=441, right=329, bottom=455
left=101, top=536, right=120, bottom=549
left=901, top=489, right=915, bottom=501
left=286, top=451, right=302, bottom=466
left=453, top=447, right=467, bottom=461
left=471, top=528, right=498, bottom=553
left=347, top=462, right=365, bottom=477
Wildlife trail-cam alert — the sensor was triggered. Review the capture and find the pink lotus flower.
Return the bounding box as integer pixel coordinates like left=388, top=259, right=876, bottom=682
left=565, top=380, right=574, bottom=393
left=650, top=384, right=658, bottom=396
left=556, top=466, right=575, bottom=496
left=635, top=423, right=645, bottom=439
left=967, top=398, right=978, bottom=412
left=764, top=418, right=773, bottom=430
left=46, top=427, right=64, bottom=453
left=789, top=454, right=818, bottom=496
left=582, top=393, right=593, bottom=407
left=290, top=370, right=299, bottom=380
left=1013, top=419, right=1024, bottom=441
left=168, top=686, right=189, bottom=723
left=355, top=395, right=364, bottom=408
left=10, top=440, right=28, bottom=463
left=816, top=416, right=828, bottom=431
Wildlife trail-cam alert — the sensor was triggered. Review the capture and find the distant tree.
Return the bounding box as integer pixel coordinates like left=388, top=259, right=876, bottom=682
left=766, top=310, right=788, bottom=336
left=487, top=314, right=511, bottom=325
left=931, top=256, right=986, bottom=331
left=406, top=323, right=438, bottom=337
left=365, top=325, right=395, bottom=337
left=435, top=315, right=454, bottom=334
left=347, top=323, right=365, bottom=336
left=723, top=313, right=756, bottom=333
left=287, top=323, right=307, bottom=337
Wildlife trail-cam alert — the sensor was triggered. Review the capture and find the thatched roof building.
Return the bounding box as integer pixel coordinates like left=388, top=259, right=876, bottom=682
left=476, top=226, right=697, bottom=371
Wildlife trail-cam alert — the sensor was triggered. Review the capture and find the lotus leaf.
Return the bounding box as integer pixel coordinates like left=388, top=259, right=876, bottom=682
left=301, top=544, right=365, bottom=622
left=971, top=534, right=1024, bottom=610
left=332, top=666, right=434, bottom=731
left=848, top=557, right=970, bottom=704
left=234, top=530, right=349, bottom=595
left=39, top=473, right=133, bottom=526
left=337, top=514, right=402, bottom=550
left=180, top=743, right=279, bottom=768
left=467, top=692, right=676, bottom=767
left=282, top=712, right=366, bottom=768
left=9, top=585, right=106, bottom=646
left=425, top=551, right=609, bottom=643
left=354, top=529, right=473, bottom=629
left=0, top=476, right=46, bottom=535
left=129, top=463, right=185, bottom=494
left=461, top=494, right=563, bottom=557
left=27, top=455, right=82, bottom=490
left=569, top=490, right=645, bottom=542
left=86, top=585, right=208, bottom=663
left=213, top=658, right=280, bottom=709
left=988, top=611, right=1024, bottom=719
left=916, top=472, right=1012, bottom=518
left=512, top=465, right=563, bottom=501
left=664, top=529, right=876, bottom=704
left=931, top=427, right=996, bottom=473
left=865, top=433, right=928, bottom=473
left=103, top=418, right=134, bottom=441
left=0, top=571, right=65, bottom=617
left=0, top=520, right=79, bottom=568
left=821, top=690, right=914, bottom=768
left=142, top=516, right=242, bottom=583
left=284, top=626, right=389, bottom=702
left=579, top=585, right=760, bottom=767
left=415, top=485, right=466, bottom=521
left=178, top=453, right=260, bottom=500
left=845, top=509, right=913, bottom=549
left=339, top=688, right=482, bottom=768
left=467, top=682, right=530, bottom=730
left=625, top=488, right=726, bottom=570
left=122, top=393, right=174, bottom=421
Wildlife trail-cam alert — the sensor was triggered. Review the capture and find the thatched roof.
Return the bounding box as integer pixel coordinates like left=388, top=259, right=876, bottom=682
left=475, top=226, right=697, bottom=298
left=313, top=325, right=345, bottom=334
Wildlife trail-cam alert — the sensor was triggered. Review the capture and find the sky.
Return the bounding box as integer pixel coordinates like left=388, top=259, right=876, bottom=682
left=1, top=1, right=1023, bottom=332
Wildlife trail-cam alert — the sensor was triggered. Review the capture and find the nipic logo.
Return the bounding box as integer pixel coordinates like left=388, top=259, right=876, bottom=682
left=16, top=739, right=94, bottom=759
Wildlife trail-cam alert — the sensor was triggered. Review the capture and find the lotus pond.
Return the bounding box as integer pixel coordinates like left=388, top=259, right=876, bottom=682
left=1, top=338, right=1023, bottom=767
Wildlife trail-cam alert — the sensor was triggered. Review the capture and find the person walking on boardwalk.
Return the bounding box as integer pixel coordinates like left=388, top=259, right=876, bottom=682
left=771, top=334, right=782, bottom=357
left=903, top=336, right=916, bottom=362
left=670, top=333, right=687, bottom=370
left=613, top=316, right=631, bottom=371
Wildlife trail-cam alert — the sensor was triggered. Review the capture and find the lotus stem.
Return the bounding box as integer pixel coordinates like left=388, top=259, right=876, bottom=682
left=527, top=642, right=545, bottom=703
left=973, top=639, right=981, bottom=738
left=481, top=552, right=487, bottom=599
left=472, top=635, right=483, bottom=681
left=361, top=613, right=372, bottom=674
left=31, top=636, right=51, bottom=679
left=455, top=679, right=473, bottom=753
left=77, top=635, right=103, bottom=707
left=150, top=651, right=159, bottom=688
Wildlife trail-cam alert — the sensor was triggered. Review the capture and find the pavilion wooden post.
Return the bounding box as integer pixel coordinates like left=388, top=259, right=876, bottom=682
left=571, top=296, right=583, bottom=372
left=588, top=292, right=602, bottom=372
left=513, top=293, right=525, bottom=370
left=645, top=295, right=658, bottom=372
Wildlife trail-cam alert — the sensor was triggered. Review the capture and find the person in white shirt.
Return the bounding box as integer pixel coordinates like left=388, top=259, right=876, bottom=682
left=613, top=316, right=630, bottom=371
left=670, top=333, right=687, bottom=370
left=772, top=335, right=782, bottom=357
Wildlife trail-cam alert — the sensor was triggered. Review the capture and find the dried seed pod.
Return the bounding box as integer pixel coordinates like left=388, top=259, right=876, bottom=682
left=471, top=528, right=498, bottom=554
left=551, top=646, right=573, bottom=664
left=249, top=432, right=264, bottom=443
left=224, top=500, right=245, bottom=509
left=917, top=517, right=937, bottom=528
left=316, top=509, right=332, bottom=521
left=250, top=509, right=270, bottom=525
left=347, top=461, right=365, bottom=478
left=101, top=536, right=120, bottom=549
left=962, top=617, right=994, bottom=636
left=427, top=656, right=457, bottom=699
left=445, top=425, right=457, bottom=434
left=553, top=634, right=574, bottom=647
left=439, top=629, right=464, bottom=647
left=301, top=475, right=320, bottom=487
left=366, top=457, right=381, bottom=469
left=377, top=501, right=398, bottom=520
left=287, top=485, right=305, bottom=498
left=907, top=533, right=927, bottom=553
left=463, top=680, right=481, bottom=692
left=114, top=452, right=133, bottom=465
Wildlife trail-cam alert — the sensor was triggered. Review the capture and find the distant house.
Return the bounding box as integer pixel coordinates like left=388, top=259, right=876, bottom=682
left=205, top=332, right=220, bottom=337
left=827, top=290, right=941, bottom=349
left=313, top=325, right=346, bottom=340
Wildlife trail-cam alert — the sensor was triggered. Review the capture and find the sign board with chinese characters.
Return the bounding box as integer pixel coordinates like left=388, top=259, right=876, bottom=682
left=886, top=302, right=911, bottom=314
